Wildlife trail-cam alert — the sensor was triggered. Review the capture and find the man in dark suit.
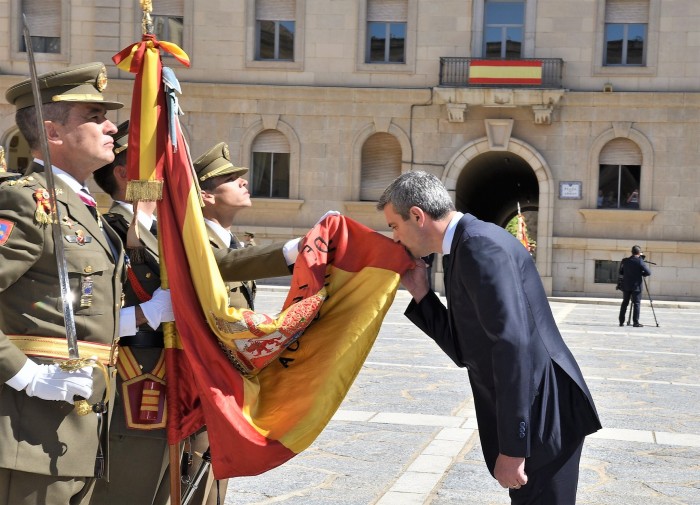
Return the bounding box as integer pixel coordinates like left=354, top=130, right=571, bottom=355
left=618, top=245, right=652, bottom=327
left=377, top=171, right=601, bottom=504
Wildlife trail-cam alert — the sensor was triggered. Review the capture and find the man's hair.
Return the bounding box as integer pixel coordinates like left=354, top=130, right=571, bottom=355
left=376, top=171, right=455, bottom=220
left=93, top=149, right=127, bottom=198
left=631, top=245, right=642, bottom=255
left=15, top=102, right=73, bottom=150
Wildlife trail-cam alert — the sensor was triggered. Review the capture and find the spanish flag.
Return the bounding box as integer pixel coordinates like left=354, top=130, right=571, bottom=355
left=469, top=59, right=542, bottom=85
left=114, top=36, right=414, bottom=477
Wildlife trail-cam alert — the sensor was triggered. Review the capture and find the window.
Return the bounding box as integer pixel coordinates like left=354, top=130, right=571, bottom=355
left=366, top=0, right=407, bottom=64
left=250, top=130, right=290, bottom=198
left=20, top=0, right=61, bottom=54
left=604, top=0, right=648, bottom=66
left=151, top=0, right=184, bottom=48
left=597, top=138, right=642, bottom=209
left=256, top=0, right=295, bottom=61
left=360, top=133, right=401, bottom=201
left=483, top=0, right=524, bottom=59
left=594, top=260, right=621, bottom=284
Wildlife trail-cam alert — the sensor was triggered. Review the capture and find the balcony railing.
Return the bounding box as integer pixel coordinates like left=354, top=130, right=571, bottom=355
left=439, top=57, right=563, bottom=88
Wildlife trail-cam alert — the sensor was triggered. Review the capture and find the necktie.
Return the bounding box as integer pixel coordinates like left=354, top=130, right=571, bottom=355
left=229, top=234, right=239, bottom=250
left=78, top=187, right=98, bottom=221
left=149, top=220, right=158, bottom=238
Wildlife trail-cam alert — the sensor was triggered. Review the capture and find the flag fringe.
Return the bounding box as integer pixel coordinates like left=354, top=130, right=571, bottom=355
left=126, top=180, right=163, bottom=202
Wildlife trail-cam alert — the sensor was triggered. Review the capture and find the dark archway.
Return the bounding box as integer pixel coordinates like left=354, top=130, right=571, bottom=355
left=455, top=151, right=539, bottom=234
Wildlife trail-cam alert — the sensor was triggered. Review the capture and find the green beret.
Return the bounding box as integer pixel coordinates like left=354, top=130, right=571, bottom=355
left=5, top=62, right=123, bottom=111
left=193, top=142, right=248, bottom=182
left=112, top=120, right=129, bottom=155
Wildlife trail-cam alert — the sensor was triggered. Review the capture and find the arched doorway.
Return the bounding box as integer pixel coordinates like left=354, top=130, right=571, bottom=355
left=455, top=150, right=539, bottom=233
left=442, top=135, right=555, bottom=294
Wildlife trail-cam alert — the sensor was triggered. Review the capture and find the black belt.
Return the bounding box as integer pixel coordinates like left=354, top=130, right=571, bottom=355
left=119, top=330, right=164, bottom=348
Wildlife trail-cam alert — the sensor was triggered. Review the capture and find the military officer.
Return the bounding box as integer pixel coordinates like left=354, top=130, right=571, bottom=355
left=0, top=62, right=174, bottom=505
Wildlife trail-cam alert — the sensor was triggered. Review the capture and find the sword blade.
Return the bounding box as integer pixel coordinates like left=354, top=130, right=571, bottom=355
left=22, top=14, right=79, bottom=359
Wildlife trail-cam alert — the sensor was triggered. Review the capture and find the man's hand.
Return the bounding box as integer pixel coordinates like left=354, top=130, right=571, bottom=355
left=24, top=360, right=94, bottom=403
left=401, top=258, right=430, bottom=303
left=494, top=454, right=528, bottom=490
left=139, top=288, right=174, bottom=330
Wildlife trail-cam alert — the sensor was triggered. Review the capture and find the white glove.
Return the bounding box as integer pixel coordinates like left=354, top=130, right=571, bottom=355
left=24, top=359, right=94, bottom=403
left=315, top=210, right=341, bottom=226
left=140, top=287, right=175, bottom=330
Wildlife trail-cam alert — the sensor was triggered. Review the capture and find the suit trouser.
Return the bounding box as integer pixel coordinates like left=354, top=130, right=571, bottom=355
left=0, top=469, right=95, bottom=505
left=509, top=438, right=585, bottom=505
left=619, top=290, right=642, bottom=324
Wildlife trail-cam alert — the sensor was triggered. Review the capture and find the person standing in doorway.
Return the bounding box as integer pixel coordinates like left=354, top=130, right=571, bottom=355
left=618, top=245, right=651, bottom=327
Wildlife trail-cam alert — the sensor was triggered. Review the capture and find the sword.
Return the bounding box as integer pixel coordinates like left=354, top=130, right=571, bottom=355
left=22, top=15, right=93, bottom=417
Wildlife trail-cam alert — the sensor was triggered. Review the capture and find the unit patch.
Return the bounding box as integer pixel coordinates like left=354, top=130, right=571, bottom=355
left=0, top=219, right=14, bottom=245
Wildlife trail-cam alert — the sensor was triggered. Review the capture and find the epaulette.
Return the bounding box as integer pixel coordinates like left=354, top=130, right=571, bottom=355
left=0, top=175, right=39, bottom=189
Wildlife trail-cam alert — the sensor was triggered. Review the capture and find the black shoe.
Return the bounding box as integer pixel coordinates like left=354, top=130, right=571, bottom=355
left=633, top=323, right=644, bottom=327
left=619, top=323, right=624, bottom=327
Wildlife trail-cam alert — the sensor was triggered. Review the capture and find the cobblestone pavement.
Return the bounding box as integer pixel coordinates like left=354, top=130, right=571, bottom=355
left=224, top=287, right=700, bottom=505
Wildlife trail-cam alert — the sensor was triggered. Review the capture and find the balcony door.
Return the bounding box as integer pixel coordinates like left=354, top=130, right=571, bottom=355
left=483, top=0, right=525, bottom=58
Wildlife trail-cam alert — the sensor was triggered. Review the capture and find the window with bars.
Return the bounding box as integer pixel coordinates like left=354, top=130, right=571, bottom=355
left=250, top=130, right=290, bottom=198
left=255, top=0, right=296, bottom=61
left=483, top=0, right=525, bottom=59
left=366, top=0, right=407, bottom=63
left=604, top=0, right=648, bottom=65
left=20, top=0, right=61, bottom=54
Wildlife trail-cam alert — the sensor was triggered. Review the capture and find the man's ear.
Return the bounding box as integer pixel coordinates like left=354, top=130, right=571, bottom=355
left=200, top=189, right=215, bottom=205
left=114, top=164, right=128, bottom=182
left=409, top=206, right=425, bottom=225
left=44, top=121, right=61, bottom=144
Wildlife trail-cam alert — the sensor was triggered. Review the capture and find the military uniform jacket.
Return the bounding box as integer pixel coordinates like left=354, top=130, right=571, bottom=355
left=406, top=214, right=601, bottom=475
left=0, top=165, right=124, bottom=477
left=205, top=223, right=256, bottom=310
left=103, top=203, right=166, bottom=440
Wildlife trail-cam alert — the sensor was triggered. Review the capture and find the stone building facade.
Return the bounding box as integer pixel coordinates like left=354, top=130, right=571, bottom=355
left=1, top=0, right=699, bottom=300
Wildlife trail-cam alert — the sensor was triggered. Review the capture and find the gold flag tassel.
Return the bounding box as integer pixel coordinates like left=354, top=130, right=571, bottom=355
left=125, top=179, right=163, bottom=203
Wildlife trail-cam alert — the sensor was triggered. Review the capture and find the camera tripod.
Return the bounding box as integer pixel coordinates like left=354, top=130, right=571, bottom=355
left=625, top=276, right=659, bottom=327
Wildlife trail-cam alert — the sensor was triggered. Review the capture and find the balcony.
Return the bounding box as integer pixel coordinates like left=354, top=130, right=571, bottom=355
left=439, top=57, right=564, bottom=88
left=434, top=58, right=566, bottom=125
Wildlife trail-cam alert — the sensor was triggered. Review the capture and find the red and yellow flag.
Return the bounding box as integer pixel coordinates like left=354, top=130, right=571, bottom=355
left=469, top=59, right=542, bottom=85
left=114, top=35, right=414, bottom=478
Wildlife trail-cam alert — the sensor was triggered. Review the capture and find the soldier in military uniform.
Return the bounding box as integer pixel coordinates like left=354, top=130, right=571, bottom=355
left=89, top=132, right=299, bottom=504
left=0, top=63, right=174, bottom=505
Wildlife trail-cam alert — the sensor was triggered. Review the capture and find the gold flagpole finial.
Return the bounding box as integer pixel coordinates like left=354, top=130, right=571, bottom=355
left=141, top=0, right=154, bottom=35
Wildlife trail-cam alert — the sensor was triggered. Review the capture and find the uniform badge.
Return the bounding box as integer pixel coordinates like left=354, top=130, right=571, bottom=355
left=0, top=219, right=15, bottom=246
left=33, top=188, right=53, bottom=225
left=223, top=144, right=230, bottom=160
left=80, top=275, right=94, bottom=308
left=65, top=230, right=93, bottom=245
left=96, top=65, right=108, bottom=91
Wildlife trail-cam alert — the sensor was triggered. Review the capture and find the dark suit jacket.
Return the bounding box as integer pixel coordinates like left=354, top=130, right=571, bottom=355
left=619, top=255, right=651, bottom=293
left=406, top=213, right=601, bottom=475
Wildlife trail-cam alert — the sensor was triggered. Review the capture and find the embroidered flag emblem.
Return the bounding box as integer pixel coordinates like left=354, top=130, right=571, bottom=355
left=0, top=219, right=14, bottom=245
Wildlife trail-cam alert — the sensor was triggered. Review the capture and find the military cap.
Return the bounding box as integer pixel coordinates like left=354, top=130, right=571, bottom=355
left=5, top=62, right=123, bottom=111
left=193, top=142, right=248, bottom=182
left=112, top=120, right=130, bottom=155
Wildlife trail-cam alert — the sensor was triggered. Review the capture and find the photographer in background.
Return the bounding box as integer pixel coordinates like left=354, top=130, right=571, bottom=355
left=618, top=245, right=652, bottom=327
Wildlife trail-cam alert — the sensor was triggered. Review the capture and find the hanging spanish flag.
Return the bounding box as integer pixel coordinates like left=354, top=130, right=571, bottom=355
left=469, top=59, right=542, bottom=85
left=114, top=32, right=414, bottom=478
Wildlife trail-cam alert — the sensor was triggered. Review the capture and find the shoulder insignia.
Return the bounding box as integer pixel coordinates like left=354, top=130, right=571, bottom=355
left=0, top=219, right=15, bottom=246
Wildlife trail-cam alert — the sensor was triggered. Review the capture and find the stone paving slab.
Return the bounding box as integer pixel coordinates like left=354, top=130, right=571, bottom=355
left=223, top=288, right=700, bottom=505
